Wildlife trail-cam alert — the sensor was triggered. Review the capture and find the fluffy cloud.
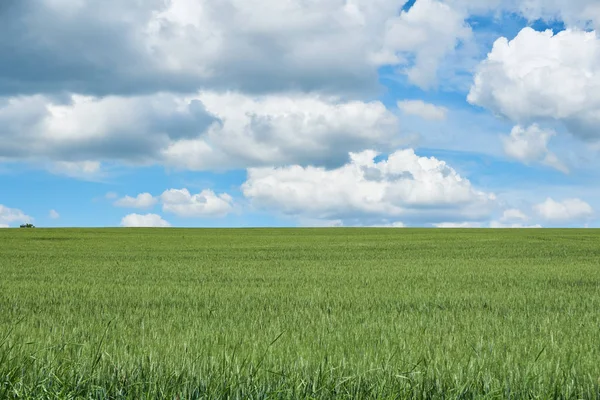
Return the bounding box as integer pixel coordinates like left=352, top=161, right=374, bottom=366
left=113, top=188, right=234, bottom=218
left=160, top=188, right=234, bottom=218
left=434, top=222, right=482, bottom=228
left=434, top=219, right=542, bottom=228
left=114, top=193, right=157, bottom=209
left=0, top=93, right=217, bottom=165
left=299, top=219, right=406, bottom=227
left=469, top=28, right=600, bottom=142
left=297, top=218, right=344, bottom=228
left=510, top=0, right=600, bottom=28
left=374, top=0, right=472, bottom=88
left=14, top=0, right=600, bottom=99
left=449, top=0, right=600, bottom=28
left=367, top=221, right=406, bottom=227
left=49, top=209, right=60, bottom=219
left=120, top=213, right=171, bottom=227
left=397, top=100, right=448, bottom=121
left=534, top=198, right=594, bottom=221
left=502, top=125, right=568, bottom=172
left=163, top=92, right=403, bottom=169
left=48, top=161, right=103, bottom=179
left=6, top=0, right=598, bottom=100
left=242, top=149, right=496, bottom=225
left=0, top=92, right=403, bottom=170
left=488, top=221, right=542, bottom=228
left=0, top=0, right=473, bottom=97
left=500, top=208, right=529, bottom=223
left=0, top=205, right=33, bottom=227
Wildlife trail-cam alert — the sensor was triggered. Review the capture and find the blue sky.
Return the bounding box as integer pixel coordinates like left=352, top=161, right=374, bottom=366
left=1, top=0, right=599, bottom=228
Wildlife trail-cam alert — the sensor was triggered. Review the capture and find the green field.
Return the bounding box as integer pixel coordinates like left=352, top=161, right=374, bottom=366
left=1, top=228, right=599, bottom=399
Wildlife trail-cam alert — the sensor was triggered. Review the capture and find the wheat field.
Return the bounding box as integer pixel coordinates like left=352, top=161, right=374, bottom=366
left=1, top=228, right=599, bottom=399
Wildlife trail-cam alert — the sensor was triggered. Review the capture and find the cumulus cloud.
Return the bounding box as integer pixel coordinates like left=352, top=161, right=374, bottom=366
left=13, top=0, right=600, bottom=99
left=500, top=208, right=529, bottom=222
left=374, top=0, right=472, bottom=88
left=0, top=205, right=33, bottom=227
left=297, top=218, right=344, bottom=228
left=397, top=100, right=448, bottom=121
left=488, top=221, right=542, bottom=228
left=48, top=161, right=102, bottom=179
left=163, top=92, right=404, bottom=169
left=114, top=193, right=157, bottom=209
left=502, top=125, right=568, bottom=172
left=113, top=188, right=234, bottom=218
left=49, top=209, right=60, bottom=219
left=510, top=0, right=600, bottom=28
left=0, top=0, right=474, bottom=97
left=0, top=93, right=217, bottom=165
left=4, top=0, right=597, bottom=99
left=0, top=91, right=405, bottom=170
left=242, top=149, right=496, bottom=225
left=435, top=219, right=541, bottom=228
left=160, top=188, right=234, bottom=218
left=449, top=0, right=600, bottom=28
left=469, top=28, right=600, bottom=142
left=367, top=221, right=406, bottom=227
left=299, top=219, right=406, bottom=227
left=434, top=222, right=482, bottom=228
left=534, top=198, right=594, bottom=221
left=120, top=213, right=171, bottom=227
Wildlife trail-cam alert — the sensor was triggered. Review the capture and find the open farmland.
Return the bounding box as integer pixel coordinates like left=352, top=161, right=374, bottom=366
left=1, top=228, right=600, bottom=399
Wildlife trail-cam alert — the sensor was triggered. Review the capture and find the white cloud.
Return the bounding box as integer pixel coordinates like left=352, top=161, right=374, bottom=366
left=105, top=192, right=118, bottom=200
left=500, top=208, right=529, bottom=222
left=469, top=28, right=600, bottom=142
left=162, top=92, right=404, bottom=170
left=534, top=197, right=594, bottom=221
left=449, top=0, right=600, bottom=28
left=120, top=213, right=171, bottom=227
left=397, top=100, right=448, bottom=121
left=502, top=125, right=568, bottom=173
left=242, top=149, right=496, bottom=225
left=302, top=219, right=406, bottom=227
left=112, top=188, right=235, bottom=218
left=488, top=221, right=542, bottom=228
left=8, top=0, right=598, bottom=100
left=142, top=0, right=413, bottom=93
left=511, top=0, right=600, bottom=28
left=160, top=188, right=234, bottom=218
left=0, top=205, right=33, bottom=227
left=0, top=93, right=217, bottom=165
left=367, top=221, right=406, bottom=227
left=114, top=193, right=157, bottom=209
left=374, top=0, right=472, bottom=88
left=49, top=161, right=102, bottom=178
left=2, top=0, right=472, bottom=96
left=0, top=224, right=9, bottom=228
left=297, top=218, right=344, bottom=228
left=435, top=219, right=542, bottom=228
left=0, top=92, right=406, bottom=170
left=15, top=0, right=598, bottom=102
left=434, top=222, right=482, bottom=228
left=49, top=209, right=60, bottom=219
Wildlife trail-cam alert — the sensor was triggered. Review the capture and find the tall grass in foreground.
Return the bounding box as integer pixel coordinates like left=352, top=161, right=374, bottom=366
left=1, top=228, right=600, bottom=399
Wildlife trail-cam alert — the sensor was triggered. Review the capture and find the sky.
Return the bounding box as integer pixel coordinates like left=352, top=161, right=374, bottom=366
left=1, top=0, right=600, bottom=228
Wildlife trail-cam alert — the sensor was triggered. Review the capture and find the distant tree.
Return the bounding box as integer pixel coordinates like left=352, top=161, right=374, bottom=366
left=19, top=223, right=35, bottom=228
